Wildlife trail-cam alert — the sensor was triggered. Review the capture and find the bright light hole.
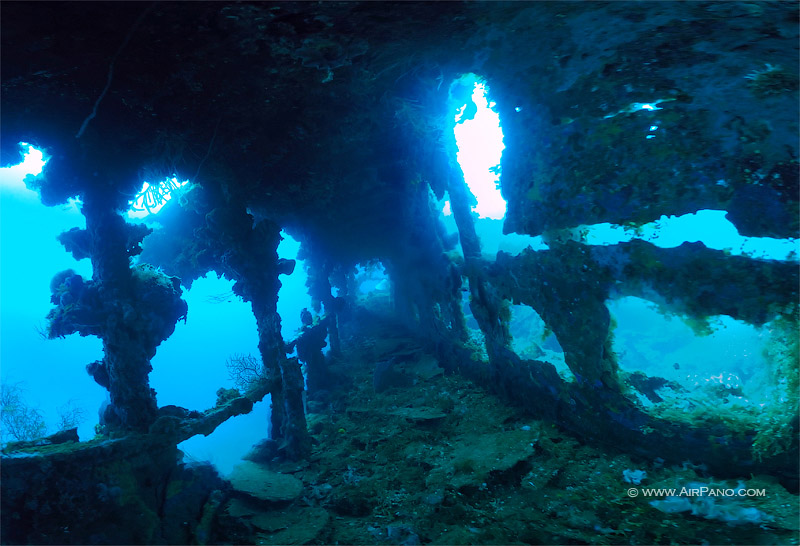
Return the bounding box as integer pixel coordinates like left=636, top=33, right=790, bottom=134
left=127, top=176, right=189, bottom=219
left=452, top=80, right=506, bottom=220
left=0, top=143, right=47, bottom=198
left=442, top=200, right=452, bottom=216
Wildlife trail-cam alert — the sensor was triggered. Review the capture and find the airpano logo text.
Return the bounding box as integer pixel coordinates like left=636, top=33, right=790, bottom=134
left=627, top=486, right=766, bottom=498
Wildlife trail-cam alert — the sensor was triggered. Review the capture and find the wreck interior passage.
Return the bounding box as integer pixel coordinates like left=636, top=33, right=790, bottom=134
left=1, top=2, right=799, bottom=545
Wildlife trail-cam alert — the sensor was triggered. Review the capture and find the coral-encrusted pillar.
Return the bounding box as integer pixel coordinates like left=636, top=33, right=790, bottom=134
left=447, top=171, right=512, bottom=368
left=303, top=255, right=344, bottom=357
left=226, top=217, right=310, bottom=460
left=86, top=198, right=157, bottom=431
left=249, top=289, right=287, bottom=442
left=47, top=186, right=187, bottom=434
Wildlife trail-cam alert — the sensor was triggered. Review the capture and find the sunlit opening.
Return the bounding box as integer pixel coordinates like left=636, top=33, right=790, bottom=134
left=609, top=296, right=781, bottom=410
left=0, top=143, right=47, bottom=199
left=276, top=231, right=312, bottom=342
left=509, top=303, right=571, bottom=381
left=127, top=176, right=189, bottom=219
left=1, top=143, right=100, bottom=443
left=355, top=262, right=389, bottom=295
left=580, top=210, right=798, bottom=261
left=442, top=200, right=452, bottom=216
left=451, top=76, right=506, bottom=220
left=144, top=272, right=267, bottom=475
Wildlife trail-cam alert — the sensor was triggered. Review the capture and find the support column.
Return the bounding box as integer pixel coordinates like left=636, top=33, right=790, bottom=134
left=88, top=201, right=158, bottom=432
left=225, top=216, right=310, bottom=460
left=49, top=191, right=187, bottom=433
left=446, top=172, right=512, bottom=368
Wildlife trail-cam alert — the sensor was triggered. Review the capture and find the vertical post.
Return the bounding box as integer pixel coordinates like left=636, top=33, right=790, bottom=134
left=446, top=172, right=512, bottom=368
left=84, top=195, right=157, bottom=432
left=235, top=219, right=310, bottom=460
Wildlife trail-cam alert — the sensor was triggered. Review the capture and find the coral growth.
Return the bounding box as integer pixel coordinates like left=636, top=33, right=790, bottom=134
left=225, top=354, right=268, bottom=393
left=745, top=64, right=799, bottom=98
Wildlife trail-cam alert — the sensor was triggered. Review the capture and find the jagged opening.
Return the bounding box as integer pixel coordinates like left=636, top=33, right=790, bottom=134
left=173, top=230, right=309, bottom=473
left=571, top=210, right=798, bottom=261
left=608, top=296, right=786, bottom=412
left=445, top=77, right=555, bottom=261
left=448, top=74, right=506, bottom=221
left=127, top=176, right=190, bottom=219
left=0, top=143, right=46, bottom=193
left=150, top=274, right=262, bottom=474
left=277, top=231, right=312, bottom=341
left=508, top=304, right=571, bottom=381
left=355, top=261, right=389, bottom=296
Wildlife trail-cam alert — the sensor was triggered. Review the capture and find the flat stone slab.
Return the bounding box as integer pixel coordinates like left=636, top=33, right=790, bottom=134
left=228, top=461, right=303, bottom=503
left=426, top=430, right=538, bottom=489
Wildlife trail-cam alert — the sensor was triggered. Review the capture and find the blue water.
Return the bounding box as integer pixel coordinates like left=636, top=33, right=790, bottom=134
left=0, top=157, right=312, bottom=473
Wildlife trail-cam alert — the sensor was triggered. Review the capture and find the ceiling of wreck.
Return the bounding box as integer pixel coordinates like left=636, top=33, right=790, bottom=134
left=3, top=1, right=473, bottom=264
left=3, top=1, right=798, bottom=265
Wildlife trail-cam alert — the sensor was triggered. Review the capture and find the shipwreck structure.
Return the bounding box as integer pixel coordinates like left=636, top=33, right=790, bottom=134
left=1, top=2, right=797, bottom=544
